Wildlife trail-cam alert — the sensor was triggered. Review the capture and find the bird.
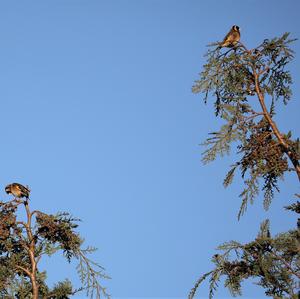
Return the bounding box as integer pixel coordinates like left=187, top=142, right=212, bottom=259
left=5, top=183, right=30, bottom=199
left=218, top=25, right=240, bottom=48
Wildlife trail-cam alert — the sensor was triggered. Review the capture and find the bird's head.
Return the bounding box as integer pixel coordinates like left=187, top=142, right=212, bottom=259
left=232, top=25, right=240, bottom=32
left=5, top=185, right=12, bottom=194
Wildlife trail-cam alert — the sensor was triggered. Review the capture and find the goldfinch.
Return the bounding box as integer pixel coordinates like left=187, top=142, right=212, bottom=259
left=219, top=25, right=240, bottom=48
left=5, top=183, right=30, bottom=199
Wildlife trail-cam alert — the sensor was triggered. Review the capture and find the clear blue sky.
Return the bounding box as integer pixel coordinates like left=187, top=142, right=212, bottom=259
left=0, top=1, right=299, bottom=298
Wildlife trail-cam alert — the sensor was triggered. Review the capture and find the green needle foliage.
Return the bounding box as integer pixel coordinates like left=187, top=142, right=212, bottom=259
left=189, top=33, right=300, bottom=298
left=189, top=218, right=300, bottom=299
left=0, top=195, right=110, bottom=299
left=194, top=33, right=299, bottom=217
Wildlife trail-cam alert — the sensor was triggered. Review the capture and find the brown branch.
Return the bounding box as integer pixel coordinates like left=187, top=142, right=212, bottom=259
left=252, top=68, right=300, bottom=181
left=31, top=210, right=42, bottom=216
left=23, top=201, right=39, bottom=299
left=258, top=66, right=270, bottom=76
left=16, top=221, right=29, bottom=236
left=242, top=112, right=264, bottom=122
left=15, top=265, right=31, bottom=277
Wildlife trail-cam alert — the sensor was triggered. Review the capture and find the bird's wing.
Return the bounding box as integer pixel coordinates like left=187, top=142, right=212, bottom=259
left=222, top=29, right=234, bottom=43
left=15, top=183, right=30, bottom=195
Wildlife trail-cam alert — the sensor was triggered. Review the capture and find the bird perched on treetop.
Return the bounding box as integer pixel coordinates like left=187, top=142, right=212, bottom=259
left=218, top=25, right=240, bottom=48
left=5, top=183, right=30, bottom=199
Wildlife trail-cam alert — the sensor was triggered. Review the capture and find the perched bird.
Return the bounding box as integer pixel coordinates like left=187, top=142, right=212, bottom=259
left=5, top=183, right=30, bottom=199
left=218, top=25, right=240, bottom=48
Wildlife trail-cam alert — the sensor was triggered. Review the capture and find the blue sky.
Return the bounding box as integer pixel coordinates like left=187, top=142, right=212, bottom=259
left=0, top=1, right=299, bottom=298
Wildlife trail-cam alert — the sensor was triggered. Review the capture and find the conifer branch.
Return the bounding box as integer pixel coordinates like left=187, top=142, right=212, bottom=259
left=252, top=66, right=300, bottom=181
left=0, top=194, right=109, bottom=298
left=190, top=32, right=300, bottom=298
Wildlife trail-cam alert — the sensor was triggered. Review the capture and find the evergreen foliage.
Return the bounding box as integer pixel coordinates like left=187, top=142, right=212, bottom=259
left=189, top=220, right=300, bottom=298
left=189, top=33, right=300, bottom=298
left=0, top=196, right=110, bottom=299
